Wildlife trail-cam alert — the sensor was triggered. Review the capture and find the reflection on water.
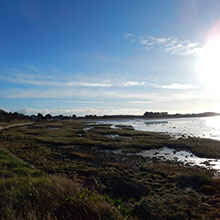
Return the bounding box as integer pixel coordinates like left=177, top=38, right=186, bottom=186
left=205, top=116, right=220, bottom=130
left=137, top=147, right=220, bottom=171
left=97, top=116, right=220, bottom=141
left=105, top=147, right=220, bottom=174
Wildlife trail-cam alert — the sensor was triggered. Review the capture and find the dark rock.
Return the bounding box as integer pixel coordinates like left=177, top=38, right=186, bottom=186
left=201, top=161, right=210, bottom=166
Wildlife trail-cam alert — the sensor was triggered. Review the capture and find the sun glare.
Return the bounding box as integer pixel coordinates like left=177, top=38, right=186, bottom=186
left=197, top=36, right=220, bottom=88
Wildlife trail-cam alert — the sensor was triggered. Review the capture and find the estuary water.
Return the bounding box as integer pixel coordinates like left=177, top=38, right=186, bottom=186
left=94, top=116, right=220, bottom=173
left=97, top=116, right=220, bottom=141
left=108, top=147, right=220, bottom=173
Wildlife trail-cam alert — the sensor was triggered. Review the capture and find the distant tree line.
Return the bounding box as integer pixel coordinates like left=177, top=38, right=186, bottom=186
left=0, top=109, right=29, bottom=122
left=30, top=113, right=77, bottom=121
left=0, top=109, right=219, bottom=123
left=143, top=111, right=168, bottom=118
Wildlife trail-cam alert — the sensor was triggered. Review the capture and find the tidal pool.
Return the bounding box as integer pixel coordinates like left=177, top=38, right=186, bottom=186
left=47, top=126, right=60, bottom=130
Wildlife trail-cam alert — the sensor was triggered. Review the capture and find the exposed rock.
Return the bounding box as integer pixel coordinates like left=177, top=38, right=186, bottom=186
left=200, top=161, right=210, bottom=166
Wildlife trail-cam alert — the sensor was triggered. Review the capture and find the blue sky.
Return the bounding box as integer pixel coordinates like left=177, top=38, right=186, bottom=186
left=1, top=0, right=220, bottom=116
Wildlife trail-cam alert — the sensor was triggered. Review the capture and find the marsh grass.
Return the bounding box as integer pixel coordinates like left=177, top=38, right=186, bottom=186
left=0, top=148, right=126, bottom=220
left=0, top=120, right=30, bottom=127
left=3, top=120, right=220, bottom=159
left=0, top=176, right=125, bottom=220
left=168, top=137, right=220, bottom=158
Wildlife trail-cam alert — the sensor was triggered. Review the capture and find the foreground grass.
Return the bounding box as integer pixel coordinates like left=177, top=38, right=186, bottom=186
left=1, top=120, right=220, bottom=219
left=0, top=149, right=126, bottom=220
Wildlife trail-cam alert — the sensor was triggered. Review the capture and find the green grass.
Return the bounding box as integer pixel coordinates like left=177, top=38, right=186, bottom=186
left=0, top=148, right=127, bottom=220
left=167, top=137, right=220, bottom=158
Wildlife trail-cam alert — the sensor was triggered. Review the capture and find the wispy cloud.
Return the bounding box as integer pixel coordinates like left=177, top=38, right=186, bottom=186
left=2, top=87, right=199, bottom=101
left=66, top=82, right=112, bottom=87
left=80, top=52, right=120, bottom=63
left=124, top=33, right=201, bottom=56
left=121, top=81, right=145, bottom=86
left=152, top=83, right=199, bottom=90
left=128, top=101, right=152, bottom=104
left=123, top=33, right=134, bottom=39
left=1, top=72, right=113, bottom=88
left=37, top=100, right=103, bottom=104
left=1, top=71, right=147, bottom=88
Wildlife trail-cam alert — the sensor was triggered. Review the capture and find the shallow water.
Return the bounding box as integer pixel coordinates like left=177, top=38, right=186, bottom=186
left=83, top=126, right=94, bottom=131
left=96, top=116, right=220, bottom=141
left=103, top=147, right=220, bottom=174
left=136, top=147, right=220, bottom=171
left=47, top=126, right=60, bottom=130
left=92, top=116, right=220, bottom=173
left=105, top=134, right=120, bottom=138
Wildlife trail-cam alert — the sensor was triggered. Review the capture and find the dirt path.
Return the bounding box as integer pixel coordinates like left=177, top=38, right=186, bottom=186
left=0, top=122, right=33, bottom=131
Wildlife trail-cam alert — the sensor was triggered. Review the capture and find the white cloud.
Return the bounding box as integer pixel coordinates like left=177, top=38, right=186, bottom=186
left=124, top=33, right=201, bottom=56
left=121, top=81, right=145, bottom=86
left=2, top=87, right=199, bottom=102
left=139, top=36, right=168, bottom=46
left=67, top=82, right=112, bottom=87
left=128, top=101, right=152, bottom=104
left=153, top=83, right=199, bottom=90
left=3, top=88, right=98, bottom=99
left=11, top=78, right=63, bottom=87
left=2, top=72, right=113, bottom=88
left=54, top=100, right=102, bottom=104
left=106, top=91, right=199, bottom=101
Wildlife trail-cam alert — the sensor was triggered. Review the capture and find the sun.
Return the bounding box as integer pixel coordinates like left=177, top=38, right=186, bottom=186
left=197, top=36, right=220, bottom=88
